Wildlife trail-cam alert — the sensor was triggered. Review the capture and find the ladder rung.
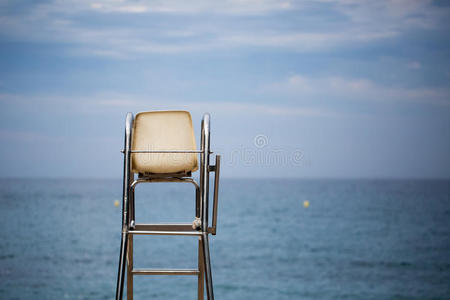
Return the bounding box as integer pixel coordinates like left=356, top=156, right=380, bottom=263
left=129, top=224, right=203, bottom=236
left=132, top=269, right=200, bottom=276
left=134, top=224, right=194, bottom=231
left=129, top=230, right=202, bottom=236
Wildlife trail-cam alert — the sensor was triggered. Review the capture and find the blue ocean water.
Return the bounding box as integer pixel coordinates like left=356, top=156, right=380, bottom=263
left=0, top=178, right=449, bottom=299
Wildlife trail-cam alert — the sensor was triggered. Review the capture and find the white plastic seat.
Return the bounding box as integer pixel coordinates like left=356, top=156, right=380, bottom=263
left=132, top=111, right=198, bottom=174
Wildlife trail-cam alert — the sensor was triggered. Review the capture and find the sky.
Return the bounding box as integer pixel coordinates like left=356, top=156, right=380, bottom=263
left=0, top=0, right=449, bottom=179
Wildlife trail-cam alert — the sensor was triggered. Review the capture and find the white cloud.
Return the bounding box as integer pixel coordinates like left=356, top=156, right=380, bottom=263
left=88, top=94, right=336, bottom=117
left=88, top=0, right=293, bottom=15
left=265, top=74, right=450, bottom=107
left=0, top=0, right=446, bottom=57
left=90, top=3, right=149, bottom=13
left=328, top=0, right=444, bottom=29
left=0, top=92, right=335, bottom=118
left=216, top=30, right=398, bottom=52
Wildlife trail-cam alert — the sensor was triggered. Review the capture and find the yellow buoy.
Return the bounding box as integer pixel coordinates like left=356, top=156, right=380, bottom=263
left=303, top=200, right=309, bottom=208
left=114, top=200, right=120, bottom=207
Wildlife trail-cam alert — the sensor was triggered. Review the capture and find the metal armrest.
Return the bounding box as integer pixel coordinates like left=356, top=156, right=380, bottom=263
left=209, top=155, right=220, bottom=235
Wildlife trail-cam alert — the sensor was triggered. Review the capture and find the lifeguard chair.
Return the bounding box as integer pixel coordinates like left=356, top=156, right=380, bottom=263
left=115, top=111, right=221, bottom=300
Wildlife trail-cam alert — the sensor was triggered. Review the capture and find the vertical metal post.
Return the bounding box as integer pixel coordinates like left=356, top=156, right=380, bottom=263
left=211, top=155, right=220, bottom=235
left=127, top=235, right=133, bottom=300
left=127, top=180, right=135, bottom=300
left=116, top=112, right=133, bottom=300
left=200, top=113, right=214, bottom=300
left=201, top=233, right=213, bottom=299
left=200, top=113, right=210, bottom=233
left=195, top=181, right=200, bottom=219
left=129, top=171, right=135, bottom=229
left=198, top=237, right=204, bottom=300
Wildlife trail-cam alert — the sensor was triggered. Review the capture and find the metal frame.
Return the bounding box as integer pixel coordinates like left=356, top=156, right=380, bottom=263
left=115, top=113, right=220, bottom=300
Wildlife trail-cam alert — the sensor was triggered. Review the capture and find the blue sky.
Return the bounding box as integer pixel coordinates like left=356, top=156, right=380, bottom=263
left=0, top=0, right=449, bottom=178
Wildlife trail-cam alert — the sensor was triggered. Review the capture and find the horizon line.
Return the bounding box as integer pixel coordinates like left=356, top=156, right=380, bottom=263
left=0, top=176, right=449, bottom=181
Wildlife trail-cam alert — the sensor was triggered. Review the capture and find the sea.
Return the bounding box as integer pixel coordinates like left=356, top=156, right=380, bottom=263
left=0, top=178, right=449, bottom=299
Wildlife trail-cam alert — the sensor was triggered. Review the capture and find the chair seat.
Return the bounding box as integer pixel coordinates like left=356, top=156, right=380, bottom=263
left=131, top=111, right=198, bottom=174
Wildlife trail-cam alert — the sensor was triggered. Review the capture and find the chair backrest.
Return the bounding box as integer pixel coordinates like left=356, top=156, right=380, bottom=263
left=131, top=111, right=198, bottom=174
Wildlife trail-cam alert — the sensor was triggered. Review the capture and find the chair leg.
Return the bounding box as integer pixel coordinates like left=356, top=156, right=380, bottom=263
left=201, top=233, right=214, bottom=300
left=127, top=234, right=133, bottom=300
left=116, top=231, right=128, bottom=300
left=198, top=237, right=204, bottom=300
left=117, top=112, right=132, bottom=300
left=127, top=184, right=135, bottom=300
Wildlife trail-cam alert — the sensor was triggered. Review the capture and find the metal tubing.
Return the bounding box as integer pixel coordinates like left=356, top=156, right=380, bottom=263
left=127, top=173, right=135, bottom=300
left=130, top=177, right=199, bottom=190
left=130, top=177, right=200, bottom=230
left=196, top=181, right=200, bottom=219
left=198, top=237, right=204, bottom=300
left=128, top=230, right=202, bottom=236
left=116, top=112, right=133, bottom=300
left=201, top=233, right=214, bottom=300
left=127, top=235, right=133, bottom=300
left=200, top=113, right=214, bottom=300
left=134, top=224, right=196, bottom=231
left=132, top=269, right=200, bottom=275
left=116, top=233, right=128, bottom=300
left=129, top=172, right=135, bottom=229
left=211, top=155, right=220, bottom=235
left=200, top=113, right=210, bottom=232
